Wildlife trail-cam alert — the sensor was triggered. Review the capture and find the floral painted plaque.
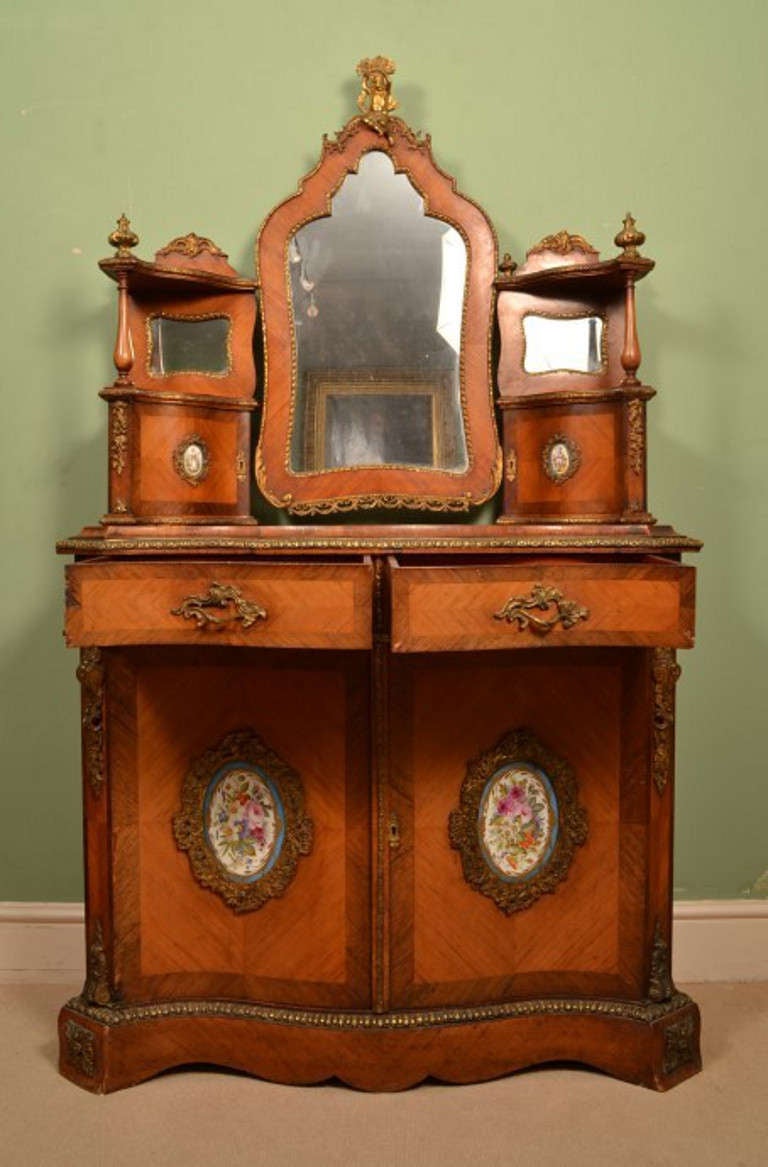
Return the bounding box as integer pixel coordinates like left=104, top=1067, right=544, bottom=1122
left=174, top=729, right=313, bottom=912
left=479, top=764, right=558, bottom=881
left=449, top=729, right=588, bottom=914
left=205, top=764, right=285, bottom=881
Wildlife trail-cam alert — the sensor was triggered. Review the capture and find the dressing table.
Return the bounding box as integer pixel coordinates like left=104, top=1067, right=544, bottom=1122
left=57, top=57, right=702, bottom=1093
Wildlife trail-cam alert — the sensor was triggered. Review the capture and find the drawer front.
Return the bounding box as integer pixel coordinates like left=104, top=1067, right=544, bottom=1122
left=66, top=561, right=373, bottom=648
left=390, top=561, right=695, bottom=651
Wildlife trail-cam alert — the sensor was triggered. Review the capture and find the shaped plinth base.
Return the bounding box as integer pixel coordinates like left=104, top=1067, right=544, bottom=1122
left=59, top=993, right=701, bottom=1095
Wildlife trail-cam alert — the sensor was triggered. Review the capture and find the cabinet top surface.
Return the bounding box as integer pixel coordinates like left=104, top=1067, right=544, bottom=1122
left=57, top=523, right=701, bottom=560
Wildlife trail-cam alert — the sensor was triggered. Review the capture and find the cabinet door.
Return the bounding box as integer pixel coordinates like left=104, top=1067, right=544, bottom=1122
left=388, top=648, right=650, bottom=1008
left=108, top=646, right=371, bottom=1009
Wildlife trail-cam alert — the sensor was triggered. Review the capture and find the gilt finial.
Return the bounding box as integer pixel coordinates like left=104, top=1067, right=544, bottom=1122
left=356, top=56, right=398, bottom=136
left=108, top=213, right=139, bottom=259
left=614, top=213, right=645, bottom=259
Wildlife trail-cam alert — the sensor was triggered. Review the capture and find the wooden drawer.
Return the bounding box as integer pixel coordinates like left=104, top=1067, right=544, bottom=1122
left=390, top=559, right=695, bottom=651
left=66, top=560, right=373, bottom=648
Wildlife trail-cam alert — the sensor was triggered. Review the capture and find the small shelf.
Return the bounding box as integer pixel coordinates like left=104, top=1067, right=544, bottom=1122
left=99, top=255, right=258, bottom=296
left=495, top=256, right=654, bottom=295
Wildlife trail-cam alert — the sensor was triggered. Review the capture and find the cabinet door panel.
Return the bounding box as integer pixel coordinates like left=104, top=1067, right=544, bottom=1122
left=388, top=648, right=649, bottom=1007
left=110, top=646, right=371, bottom=1008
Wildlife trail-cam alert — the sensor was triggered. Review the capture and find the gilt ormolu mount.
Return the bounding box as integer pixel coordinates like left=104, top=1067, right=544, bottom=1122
left=57, top=57, right=701, bottom=1094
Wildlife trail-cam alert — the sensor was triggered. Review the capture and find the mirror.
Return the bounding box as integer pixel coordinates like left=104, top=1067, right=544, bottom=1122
left=149, top=315, right=231, bottom=376
left=287, top=151, right=468, bottom=472
left=522, top=314, right=604, bottom=375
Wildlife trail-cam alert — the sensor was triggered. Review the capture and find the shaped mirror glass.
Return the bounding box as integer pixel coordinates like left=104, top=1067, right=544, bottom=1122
left=287, top=151, right=468, bottom=473
left=522, top=314, right=604, bottom=375
left=149, top=315, right=231, bottom=376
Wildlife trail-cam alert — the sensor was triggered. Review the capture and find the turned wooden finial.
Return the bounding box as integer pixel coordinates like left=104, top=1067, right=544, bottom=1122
left=614, top=212, right=645, bottom=260
left=107, top=214, right=137, bottom=386
left=616, top=213, right=644, bottom=387
left=498, top=252, right=518, bottom=277
left=108, top=213, right=139, bottom=259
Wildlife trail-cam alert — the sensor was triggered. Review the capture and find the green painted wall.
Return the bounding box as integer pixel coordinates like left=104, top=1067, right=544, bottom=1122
left=1, top=0, right=766, bottom=901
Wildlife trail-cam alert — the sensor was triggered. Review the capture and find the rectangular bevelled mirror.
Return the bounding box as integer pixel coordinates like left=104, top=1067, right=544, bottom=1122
left=148, top=314, right=231, bottom=377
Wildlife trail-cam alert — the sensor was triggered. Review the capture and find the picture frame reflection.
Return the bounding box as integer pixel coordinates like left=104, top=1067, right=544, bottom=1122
left=304, top=371, right=451, bottom=471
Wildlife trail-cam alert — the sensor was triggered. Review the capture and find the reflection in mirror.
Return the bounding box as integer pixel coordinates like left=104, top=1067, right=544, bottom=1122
left=149, top=315, right=231, bottom=376
left=288, top=151, right=469, bottom=472
left=522, top=314, right=604, bottom=375
left=307, top=371, right=448, bottom=471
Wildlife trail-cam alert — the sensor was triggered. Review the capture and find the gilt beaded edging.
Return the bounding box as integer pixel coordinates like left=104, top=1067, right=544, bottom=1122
left=67, top=991, right=695, bottom=1030
left=58, top=534, right=703, bottom=554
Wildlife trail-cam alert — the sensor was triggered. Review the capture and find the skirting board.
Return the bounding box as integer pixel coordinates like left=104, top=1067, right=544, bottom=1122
left=0, top=900, right=767, bottom=984
left=0, top=902, right=86, bottom=984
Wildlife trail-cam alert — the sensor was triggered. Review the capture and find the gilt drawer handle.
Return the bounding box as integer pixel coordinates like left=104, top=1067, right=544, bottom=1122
left=493, top=583, right=589, bottom=635
left=171, top=582, right=267, bottom=630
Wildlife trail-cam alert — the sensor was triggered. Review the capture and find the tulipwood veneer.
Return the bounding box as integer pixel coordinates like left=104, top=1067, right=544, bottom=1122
left=57, top=59, right=702, bottom=1098
left=390, top=559, right=695, bottom=651
left=65, top=560, right=373, bottom=648
left=58, top=548, right=701, bottom=1095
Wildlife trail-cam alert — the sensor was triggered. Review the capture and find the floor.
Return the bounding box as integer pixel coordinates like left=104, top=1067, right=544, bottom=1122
left=1, top=983, right=766, bottom=1167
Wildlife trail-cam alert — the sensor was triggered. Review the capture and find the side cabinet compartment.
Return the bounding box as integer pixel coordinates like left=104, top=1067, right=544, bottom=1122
left=103, top=646, right=372, bottom=1009
left=387, top=647, right=652, bottom=1008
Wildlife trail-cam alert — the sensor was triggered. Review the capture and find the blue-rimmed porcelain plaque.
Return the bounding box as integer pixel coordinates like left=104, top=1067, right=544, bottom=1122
left=204, top=763, right=286, bottom=882
left=478, top=763, right=559, bottom=882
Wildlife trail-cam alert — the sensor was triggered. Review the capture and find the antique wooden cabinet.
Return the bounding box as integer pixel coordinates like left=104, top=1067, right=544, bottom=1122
left=57, top=58, right=702, bottom=1093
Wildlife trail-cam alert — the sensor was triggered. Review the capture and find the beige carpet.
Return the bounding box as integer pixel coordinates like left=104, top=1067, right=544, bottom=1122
left=1, top=983, right=766, bottom=1167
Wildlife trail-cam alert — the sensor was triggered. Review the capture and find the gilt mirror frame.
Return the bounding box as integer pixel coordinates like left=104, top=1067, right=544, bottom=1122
left=255, top=59, right=501, bottom=516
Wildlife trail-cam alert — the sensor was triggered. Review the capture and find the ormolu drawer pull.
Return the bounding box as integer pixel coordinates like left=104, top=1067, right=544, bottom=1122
left=171, top=583, right=267, bottom=630
left=493, top=583, right=589, bottom=635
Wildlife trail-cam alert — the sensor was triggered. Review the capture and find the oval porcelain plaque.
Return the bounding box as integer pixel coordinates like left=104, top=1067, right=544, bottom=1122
left=548, top=442, right=571, bottom=478
left=204, top=763, right=285, bottom=882
left=182, top=443, right=205, bottom=480
left=478, top=763, right=559, bottom=881
left=542, top=433, right=581, bottom=484
left=173, top=434, right=210, bottom=486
